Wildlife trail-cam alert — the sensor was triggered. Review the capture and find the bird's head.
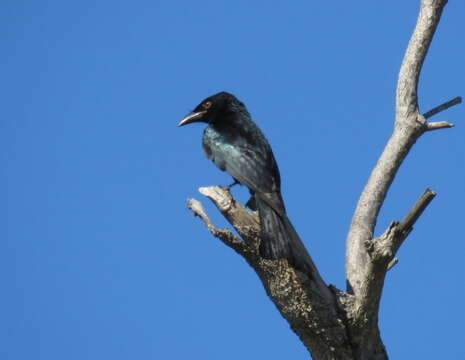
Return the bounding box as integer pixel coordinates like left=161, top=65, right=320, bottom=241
left=178, top=92, right=242, bottom=127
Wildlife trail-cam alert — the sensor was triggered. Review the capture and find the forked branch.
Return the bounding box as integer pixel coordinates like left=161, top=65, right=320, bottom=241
left=187, top=186, right=353, bottom=360
left=343, top=0, right=457, bottom=357
left=346, top=0, right=451, bottom=297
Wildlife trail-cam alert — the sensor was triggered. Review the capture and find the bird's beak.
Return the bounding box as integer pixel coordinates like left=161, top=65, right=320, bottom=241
left=178, top=111, right=207, bottom=127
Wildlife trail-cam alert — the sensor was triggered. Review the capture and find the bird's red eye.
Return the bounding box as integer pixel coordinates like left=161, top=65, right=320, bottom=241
left=202, top=101, right=212, bottom=109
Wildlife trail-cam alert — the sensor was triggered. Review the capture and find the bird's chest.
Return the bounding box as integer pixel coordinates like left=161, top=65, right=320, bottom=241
left=202, top=127, right=234, bottom=171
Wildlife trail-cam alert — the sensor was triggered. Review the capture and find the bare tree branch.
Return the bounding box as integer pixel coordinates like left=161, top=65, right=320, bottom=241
left=422, top=96, right=461, bottom=130
left=343, top=1, right=453, bottom=357
left=426, top=121, right=455, bottom=130
left=380, top=188, right=435, bottom=253
left=423, top=96, right=462, bottom=119
left=187, top=198, right=247, bottom=255
left=398, top=188, right=436, bottom=234
left=187, top=186, right=354, bottom=360
left=346, top=0, right=448, bottom=297
left=396, top=0, right=449, bottom=121
left=198, top=186, right=261, bottom=248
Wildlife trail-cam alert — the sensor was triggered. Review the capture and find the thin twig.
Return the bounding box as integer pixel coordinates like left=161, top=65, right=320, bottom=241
left=398, top=188, right=436, bottom=234
left=375, top=189, right=436, bottom=268
left=423, top=96, right=462, bottom=119
left=426, top=121, right=455, bottom=130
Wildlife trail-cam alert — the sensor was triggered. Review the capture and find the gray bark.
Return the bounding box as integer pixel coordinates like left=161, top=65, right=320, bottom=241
left=185, top=1, right=459, bottom=359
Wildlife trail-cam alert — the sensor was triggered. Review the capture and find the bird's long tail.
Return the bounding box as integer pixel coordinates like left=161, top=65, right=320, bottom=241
left=256, top=197, right=315, bottom=276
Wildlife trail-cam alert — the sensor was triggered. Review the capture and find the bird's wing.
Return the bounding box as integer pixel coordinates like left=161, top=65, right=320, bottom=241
left=219, top=144, right=285, bottom=216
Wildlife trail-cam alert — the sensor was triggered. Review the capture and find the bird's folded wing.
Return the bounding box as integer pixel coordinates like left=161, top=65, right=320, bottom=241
left=222, top=145, right=285, bottom=216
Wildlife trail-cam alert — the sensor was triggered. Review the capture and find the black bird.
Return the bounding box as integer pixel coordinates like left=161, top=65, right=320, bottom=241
left=179, top=92, right=314, bottom=274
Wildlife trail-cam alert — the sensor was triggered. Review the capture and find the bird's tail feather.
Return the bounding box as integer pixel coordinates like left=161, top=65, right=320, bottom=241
left=256, top=197, right=314, bottom=275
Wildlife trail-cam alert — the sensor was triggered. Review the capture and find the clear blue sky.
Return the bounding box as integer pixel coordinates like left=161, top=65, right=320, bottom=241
left=2, top=1, right=464, bottom=359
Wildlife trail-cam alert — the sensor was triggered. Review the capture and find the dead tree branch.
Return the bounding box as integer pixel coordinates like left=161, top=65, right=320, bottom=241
left=344, top=0, right=454, bottom=358
left=423, top=96, right=461, bottom=119
left=398, top=188, right=436, bottom=234
left=346, top=0, right=449, bottom=297
left=187, top=186, right=353, bottom=360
